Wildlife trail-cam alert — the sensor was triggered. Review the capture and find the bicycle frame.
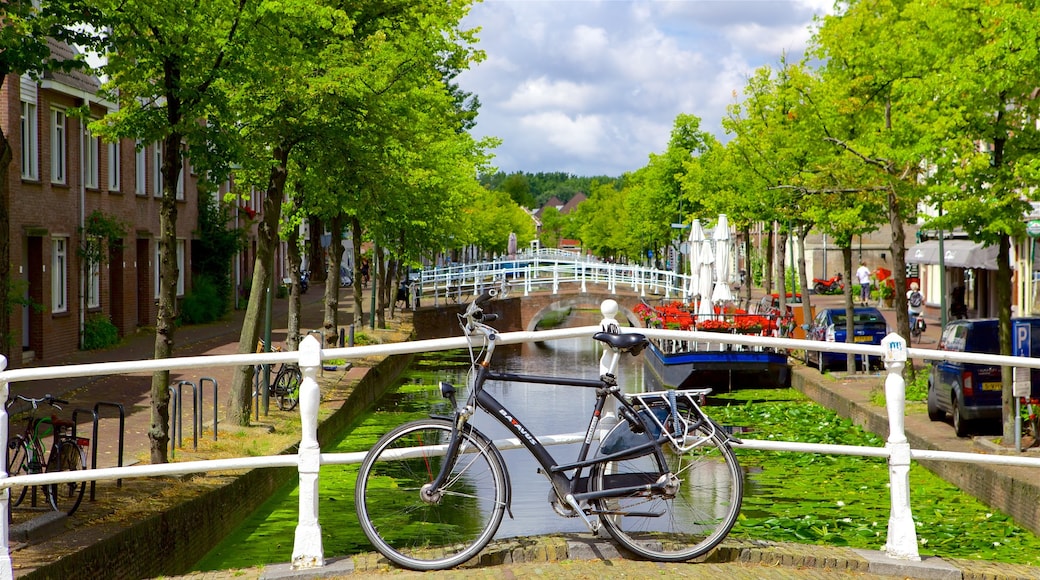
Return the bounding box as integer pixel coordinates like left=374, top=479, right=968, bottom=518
left=429, top=330, right=683, bottom=532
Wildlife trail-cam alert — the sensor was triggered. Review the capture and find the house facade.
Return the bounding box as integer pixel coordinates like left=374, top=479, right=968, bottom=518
left=2, top=63, right=210, bottom=368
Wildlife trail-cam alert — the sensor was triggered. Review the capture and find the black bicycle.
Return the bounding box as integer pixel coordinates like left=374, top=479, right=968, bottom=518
left=6, top=394, right=89, bottom=515
left=255, top=339, right=301, bottom=412
left=355, top=290, right=744, bottom=570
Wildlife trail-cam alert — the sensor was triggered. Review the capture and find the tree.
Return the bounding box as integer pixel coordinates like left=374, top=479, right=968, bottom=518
left=85, top=0, right=252, bottom=463
left=0, top=0, right=96, bottom=363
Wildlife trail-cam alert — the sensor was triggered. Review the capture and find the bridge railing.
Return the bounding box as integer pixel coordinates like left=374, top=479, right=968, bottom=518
left=417, top=255, right=694, bottom=305
left=2, top=302, right=1040, bottom=576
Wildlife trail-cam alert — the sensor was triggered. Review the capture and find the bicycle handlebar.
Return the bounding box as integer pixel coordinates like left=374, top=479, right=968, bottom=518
left=6, top=393, right=68, bottom=410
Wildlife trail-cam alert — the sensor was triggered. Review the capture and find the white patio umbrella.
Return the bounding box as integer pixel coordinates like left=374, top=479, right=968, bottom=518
left=711, top=214, right=734, bottom=304
left=686, top=219, right=705, bottom=301
left=697, top=240, right=715, bottom=318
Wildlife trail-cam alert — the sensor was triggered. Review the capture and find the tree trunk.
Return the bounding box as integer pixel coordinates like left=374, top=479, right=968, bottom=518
left=764, top=226, right=775, bottom=296
left=323, top=213, right=345, bottom=346
left=375, top=243, right=387, bottom=328
left=148, top=132, right=185, bottom=464
left=795, top=223, right=813, bottom=334
left=776, top=226, right=788, bottom=314
left=227, top=146, right=290, bottom=427
left=308, top=215, right=325, bottom=283
left=886, top=184, right=914, bottom=380
left=842, top=247, right=855, bottom=372
left=351, top=216, right=365, bottom=325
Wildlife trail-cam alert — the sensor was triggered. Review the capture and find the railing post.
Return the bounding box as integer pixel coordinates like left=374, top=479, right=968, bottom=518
left=881, top=332, right=920, bottom=561
left=0, top=356, right=12, bottom=580
left=292, top=335, right=325, bottom=569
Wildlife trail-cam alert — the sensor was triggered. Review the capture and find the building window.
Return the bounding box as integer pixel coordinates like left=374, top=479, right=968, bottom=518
left=51, top=109, right=66, bottom=184
left=176, top=157, right=185, bottom=201
left=135, top=140, right=146, bottom=195
left=154, top=240, right=186, bottom=298
left=86, top=238, right=101, bottom=309
left=152, top=141, right=162, bottom=197
left=176, top=239, right=185, bottom=296
left=20, top=101, right=39, bottom=180
left=84, top=126, right=99, bottom=189
left=108, top=140, right=121, bottom=192
left=52, top=238, right=68, bottom=313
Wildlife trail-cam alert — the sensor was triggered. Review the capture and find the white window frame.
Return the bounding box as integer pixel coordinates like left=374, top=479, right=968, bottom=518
left=84, top=125, right=99, bottom=189
left=135, top=140, right=146, bottom=195
left=152, top=141, right=163, bottom=197
left=108, top=140, right=121, bottom=192
left=52, top=238, right=68, bottom=313
left=176, top=156, right=184, bottom=201
left=176, top=239, right=185, bottom=296
left=154, top=243, right=161, bottom=299
left=20, top=101, right=39, bottom=180
left=86, top=238, right=101, bottom=309
left=51, top=109, right=66, bottom=184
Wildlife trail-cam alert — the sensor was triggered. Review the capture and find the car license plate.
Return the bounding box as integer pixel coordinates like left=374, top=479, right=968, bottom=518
left=853, top=335, right=873, bottom=343
left=982, top=382, right=1002, bottom=391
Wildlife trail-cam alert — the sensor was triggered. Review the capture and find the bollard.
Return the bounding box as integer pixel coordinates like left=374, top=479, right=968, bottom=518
left=348, top=324, right=355, bottom=348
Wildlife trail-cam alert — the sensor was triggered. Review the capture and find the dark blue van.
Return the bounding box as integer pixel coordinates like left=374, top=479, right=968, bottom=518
left=927, top=317, right=1040, bottom=436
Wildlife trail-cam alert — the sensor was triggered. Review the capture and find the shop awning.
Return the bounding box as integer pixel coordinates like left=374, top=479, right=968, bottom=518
left=905, top=240, right=999, bottom=270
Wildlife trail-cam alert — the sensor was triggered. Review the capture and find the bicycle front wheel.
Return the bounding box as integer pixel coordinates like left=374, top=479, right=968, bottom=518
left=45, top=439, right=87, bottom=515
left=355, top=418, right=507, bottom=571
left=591, top=417, right=742, bottom=562
left=273, top=365, right=301, bottom=411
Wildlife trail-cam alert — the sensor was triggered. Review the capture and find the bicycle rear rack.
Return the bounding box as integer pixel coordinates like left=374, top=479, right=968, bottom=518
left=626, top=389, right=715, bottom=452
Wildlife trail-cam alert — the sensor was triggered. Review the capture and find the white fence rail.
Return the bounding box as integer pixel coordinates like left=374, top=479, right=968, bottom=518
left=2, top=302, right=1040, bottom=577
left=417, top=251, right=696, bottom=304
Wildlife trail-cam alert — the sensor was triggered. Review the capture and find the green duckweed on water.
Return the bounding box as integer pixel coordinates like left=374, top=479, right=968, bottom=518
left=192, top=362, right=1040, bottom=571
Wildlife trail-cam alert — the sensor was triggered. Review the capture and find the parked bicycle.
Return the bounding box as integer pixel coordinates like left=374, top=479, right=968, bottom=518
left=255, top=339, right=302, bottom=412
left=5, top=394, right=89, bottom=515
left=354, top=290, right=744, bottom=570
left=910, top=311, right=927, bottom=344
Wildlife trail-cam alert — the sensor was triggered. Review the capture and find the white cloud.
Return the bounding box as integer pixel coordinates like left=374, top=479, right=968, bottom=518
left=458, top=0, right=832, bottom=176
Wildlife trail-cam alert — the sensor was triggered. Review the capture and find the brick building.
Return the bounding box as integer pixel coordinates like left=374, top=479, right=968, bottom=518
left=2, top=56, right=219, bottom=367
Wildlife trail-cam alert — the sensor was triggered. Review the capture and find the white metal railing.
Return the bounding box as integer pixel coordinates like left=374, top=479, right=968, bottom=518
left=417, top=252, right=695, bottom=304
left=2, top=301, right=1040, bottom=577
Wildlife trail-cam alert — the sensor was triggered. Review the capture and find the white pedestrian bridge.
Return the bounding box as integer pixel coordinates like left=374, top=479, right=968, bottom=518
left=415, top=249, right=702, bottom=305
left=1, top=300, right=1039, bottom=578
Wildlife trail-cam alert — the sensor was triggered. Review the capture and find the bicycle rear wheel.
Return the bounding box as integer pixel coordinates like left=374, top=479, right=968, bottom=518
left=591, top=411, right=742, bottom=562
left=273, top=365, right=301, bottom=411
left=355, top=418, right=508, bottom=571
left=45, top=438, right=87, bottom=515
left=6, top=436, right=31, bottom=507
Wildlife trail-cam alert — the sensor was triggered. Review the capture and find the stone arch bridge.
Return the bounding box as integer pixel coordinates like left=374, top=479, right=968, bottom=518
left=413, top=288, right=645, bottom=340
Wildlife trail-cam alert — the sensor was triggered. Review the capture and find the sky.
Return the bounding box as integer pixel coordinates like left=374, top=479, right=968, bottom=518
left=455, top=0, right=834, bottom=177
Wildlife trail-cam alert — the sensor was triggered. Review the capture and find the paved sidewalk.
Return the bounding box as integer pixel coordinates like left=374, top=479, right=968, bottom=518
left=7, top=286, right=358, bottom=469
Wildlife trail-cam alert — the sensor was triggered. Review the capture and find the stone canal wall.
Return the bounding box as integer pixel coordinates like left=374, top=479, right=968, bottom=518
left=24, top=353, right=412, bottom=580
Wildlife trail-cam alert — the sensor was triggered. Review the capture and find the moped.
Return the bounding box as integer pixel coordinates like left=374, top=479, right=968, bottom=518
left=812, top=273, right=844, bottom=295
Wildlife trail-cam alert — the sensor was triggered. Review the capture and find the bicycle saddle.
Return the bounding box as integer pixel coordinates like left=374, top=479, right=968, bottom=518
left=592, top=332, right=649, bottom=355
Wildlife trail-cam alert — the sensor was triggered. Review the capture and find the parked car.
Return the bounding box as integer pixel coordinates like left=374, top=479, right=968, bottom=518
left=804, top=307, right=889, bottom=372
left=927, top=318, right=1040, bottom=437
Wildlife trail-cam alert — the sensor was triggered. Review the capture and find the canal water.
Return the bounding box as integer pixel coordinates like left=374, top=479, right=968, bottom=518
left=195, top=309, right=645, bottom=570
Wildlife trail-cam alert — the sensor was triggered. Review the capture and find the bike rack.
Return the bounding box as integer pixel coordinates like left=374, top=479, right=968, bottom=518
left=92, top=402, right=125, bottom=493
left=71, top=407, right=99, bottom=501
left=169, top=380, right=199, bottom=457
left=199, top=377, right=218, bottom=441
